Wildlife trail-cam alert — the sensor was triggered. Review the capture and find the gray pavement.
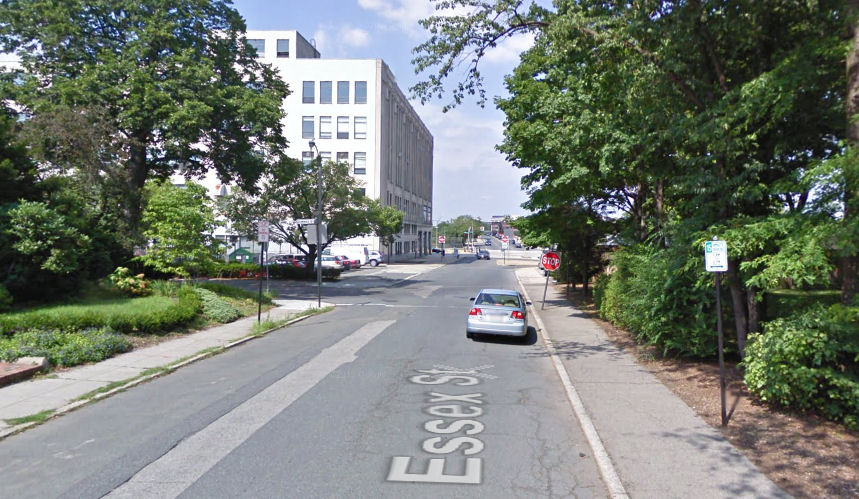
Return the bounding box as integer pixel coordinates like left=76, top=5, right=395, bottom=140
left=0, top=258, right=788, bottom=498
left=0, top=299, right=331, bottom=437
left=514, top=267, right=787, bottom=498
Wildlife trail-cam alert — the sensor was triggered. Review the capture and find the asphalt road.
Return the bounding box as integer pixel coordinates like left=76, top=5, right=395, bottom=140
left=0, top=257, right=605, bottom=498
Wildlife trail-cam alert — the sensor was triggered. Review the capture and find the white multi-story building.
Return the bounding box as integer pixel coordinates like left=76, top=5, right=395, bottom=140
left=219, top=30, right=434, bottom=260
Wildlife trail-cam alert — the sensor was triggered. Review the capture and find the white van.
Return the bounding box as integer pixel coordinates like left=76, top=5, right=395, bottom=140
left=322, top=246, right=369, bottom=267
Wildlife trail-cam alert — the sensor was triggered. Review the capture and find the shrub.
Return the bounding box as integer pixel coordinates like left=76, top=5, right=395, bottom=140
left=0, top=327, right=131, bottom=367
left=107, top=267, right=152, bottom=296
left=595, top=245, right=716, bottom=357
left=193, top=287, right=241, bottom=323
left=743, top=304, right=859, bottom=429
left=592, top=273, right=610, bottom=311
left=0, top=284, right=12, bottom=313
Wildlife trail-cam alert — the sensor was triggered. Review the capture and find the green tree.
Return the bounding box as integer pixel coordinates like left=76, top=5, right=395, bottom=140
left=436, top=215, right=484, bottom=246
left=414, top=0, right=849, bottom=356
left=0, top=0, right=289, bottom=237
left=223, top=157, right=376, bottom=270
left=137, top=180, right=222, bottom=277
left=367, top=200, right=405, bottom=264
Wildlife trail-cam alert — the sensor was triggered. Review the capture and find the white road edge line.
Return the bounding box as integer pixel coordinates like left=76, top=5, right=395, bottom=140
left=515, top=272, right=629, bottom=499
left=106, top=320, right=396, bottom=499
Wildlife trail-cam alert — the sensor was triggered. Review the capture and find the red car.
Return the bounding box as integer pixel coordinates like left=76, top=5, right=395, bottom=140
left=343, top=256, right=361, bottom=269
left=333, top=255, right=352, bottom=270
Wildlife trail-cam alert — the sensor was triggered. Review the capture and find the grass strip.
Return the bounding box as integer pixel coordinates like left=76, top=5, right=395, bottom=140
left=4, top=409, right=55, bottom=426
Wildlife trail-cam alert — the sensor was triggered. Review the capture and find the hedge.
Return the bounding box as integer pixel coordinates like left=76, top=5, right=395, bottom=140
left=593, top=245, right=716, bottom=357
left=744, top=303, right=859, bottom=429
left=0, top=287, right=202, bottom=336
left=196, top=262, right=341, bottom=280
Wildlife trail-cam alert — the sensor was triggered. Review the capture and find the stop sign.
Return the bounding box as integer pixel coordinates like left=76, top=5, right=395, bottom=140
left=541, top=252, right=561, bottom=271
left=501, top=235, right=509, bottom=243
left=438, top=236, right=446, bottom=244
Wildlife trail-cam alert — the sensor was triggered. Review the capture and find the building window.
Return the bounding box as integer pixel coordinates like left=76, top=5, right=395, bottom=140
left=302, top=151, right=313, bottom=166
left=354, top=152, right=366, bottom=174
left=336, top=151, right=349, bottom=163
left=354, top=116, right=367, bottom=139
left=320, top=81, right=332, bottom=104
left=337, top=116, right=349, bottom=139
left=302, top=81, right=315, bottom=104
left=276, top=39, right=289, bottom=58
left=357, top=187, right=366, bottom=197
left=355, top=81, right=367, bottom=104
left=337, top=81, right=349, bottom=104
left=302, top=116, right=314, bottom=139
left=319, top=116, right=332, bottom=139
left=320, top=151, right=331, bottom=162
left=247, top=39, right=265, bottom=57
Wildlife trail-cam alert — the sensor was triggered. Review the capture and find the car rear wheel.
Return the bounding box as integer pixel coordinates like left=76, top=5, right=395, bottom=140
left=369, top=259, right=378, bottom=267
left=466, top=332, right=474, bottom=340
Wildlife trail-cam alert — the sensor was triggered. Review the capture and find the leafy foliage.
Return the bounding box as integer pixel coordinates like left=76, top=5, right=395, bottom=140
left=0, top=327, right=131, bottom=367
left=597, top=245, right=717, bottom=357
left=137, top=180, right=223, bottom=277
left=192, top=287, right=241, bottom=323
left=222, top=157, right=377, bottom=268
left=0, top=0, right=290, bottom=233
left=107, top=267, right=152, bottom=297
left=744, top=304, right=859, bottom=429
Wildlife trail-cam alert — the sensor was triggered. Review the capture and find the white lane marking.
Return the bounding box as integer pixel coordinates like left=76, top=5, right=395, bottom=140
left=107, top=320, right=396, bottom=498
left=515, top=274, right=629, bottom=499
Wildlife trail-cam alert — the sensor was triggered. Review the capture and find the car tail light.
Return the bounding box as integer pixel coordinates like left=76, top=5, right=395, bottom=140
left=469, top=307, right=482, bottom=316
left=510, top=310, right=525, bottom=320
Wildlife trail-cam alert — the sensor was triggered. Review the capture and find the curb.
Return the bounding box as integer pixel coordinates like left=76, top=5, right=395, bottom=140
left=515, top=271, right=629, bottom=499
left=0, top=308, right=331, bottom=442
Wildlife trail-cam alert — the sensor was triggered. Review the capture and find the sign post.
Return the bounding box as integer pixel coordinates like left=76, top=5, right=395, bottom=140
left=540, top=252, right=561, bottom=309
left=501, top=235, right=509, bottom=264
left=705, top=236, right=729, bottom=426
left=256, top=221, right=270, bottom=324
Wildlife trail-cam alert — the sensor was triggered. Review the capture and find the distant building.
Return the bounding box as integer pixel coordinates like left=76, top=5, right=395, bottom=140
left=184, top=30, right=434, bottom=261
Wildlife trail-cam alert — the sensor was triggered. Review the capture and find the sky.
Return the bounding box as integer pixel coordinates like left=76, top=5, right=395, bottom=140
left=230, top=0, right=538, bottom=223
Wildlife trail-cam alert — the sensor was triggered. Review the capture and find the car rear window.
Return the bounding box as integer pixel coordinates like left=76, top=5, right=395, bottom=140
left=476, top=294, right=520, bottom=307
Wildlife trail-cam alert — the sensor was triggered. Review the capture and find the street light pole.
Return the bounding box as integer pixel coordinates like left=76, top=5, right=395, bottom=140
left=309, top=140, right=322, bottom=308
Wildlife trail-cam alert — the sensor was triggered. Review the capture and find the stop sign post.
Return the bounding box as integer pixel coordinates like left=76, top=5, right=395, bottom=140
left=541, top=251, right=561, bottom=309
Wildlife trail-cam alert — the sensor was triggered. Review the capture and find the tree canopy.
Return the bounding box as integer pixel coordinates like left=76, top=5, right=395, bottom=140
left=0, top=0, right=290, bottom=236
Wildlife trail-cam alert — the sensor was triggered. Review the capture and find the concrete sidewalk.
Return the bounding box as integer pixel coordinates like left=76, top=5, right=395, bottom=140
left=0, top=299, right=331, bottom=438
left=515, top=267, right=787, bottom=498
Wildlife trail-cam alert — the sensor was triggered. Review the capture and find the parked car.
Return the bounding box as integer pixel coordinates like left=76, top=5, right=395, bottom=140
left=466, top=289, right=530, bottom=339
left=320, top=255, right=342, bottom=269
left=484, top=239, right=492, bottom=246
left=341, top=255, right=361, bottom=269
left=476, top=249, right=490, bottom=260
left=333, top=255, right=352, bottom=270
left=431, top=247, right=443, bottom=253
left=269, top=255, right=305, bottom=267
left=367, top=250, right=384, bottom=267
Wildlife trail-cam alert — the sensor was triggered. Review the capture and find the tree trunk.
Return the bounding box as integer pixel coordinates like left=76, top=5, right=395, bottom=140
left=746, top=285, right=760, bottom=339
left=726, top=262, right=748, bottom=358
left=127, top=138, right=149, bottom=242
left=844, top=1, right=859, bottom=305
left=654, top=179, right=666, bottom=246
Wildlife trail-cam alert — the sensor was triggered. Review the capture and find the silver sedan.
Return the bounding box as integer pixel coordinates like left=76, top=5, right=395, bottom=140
left=466, top=288, right=530, bottom=339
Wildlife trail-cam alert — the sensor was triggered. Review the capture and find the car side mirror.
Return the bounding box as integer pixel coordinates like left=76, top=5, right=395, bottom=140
left=469, top=297, right=475, bottom=301
left=525, top=301, right=532, bottom=306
